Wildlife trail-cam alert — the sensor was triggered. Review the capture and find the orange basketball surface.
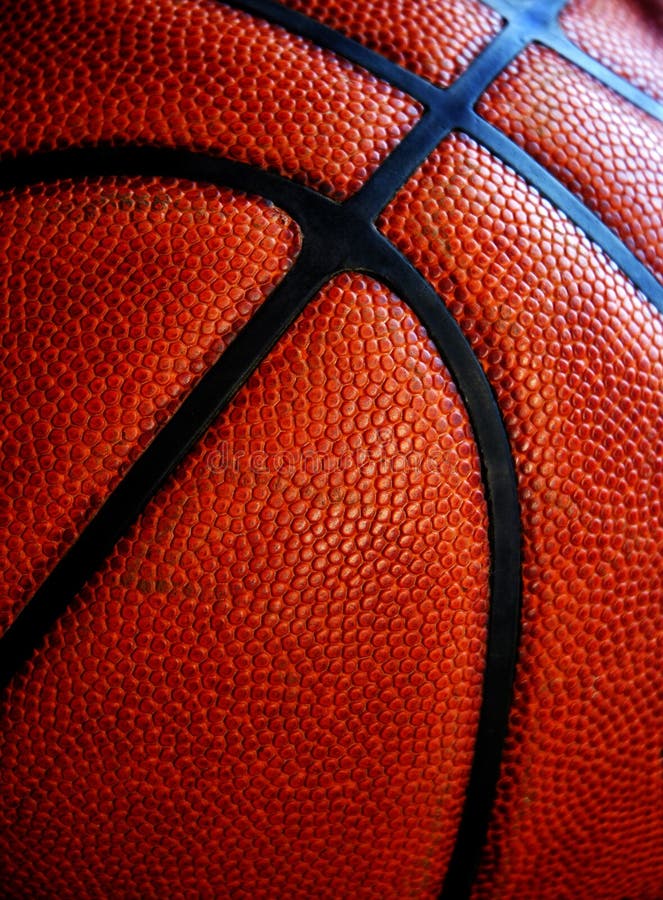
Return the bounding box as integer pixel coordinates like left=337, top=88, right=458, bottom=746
left=0, top=1, right=661, bottom=899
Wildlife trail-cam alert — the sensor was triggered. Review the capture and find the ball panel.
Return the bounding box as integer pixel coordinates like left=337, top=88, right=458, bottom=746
left=0, top=0, right=420, bottom=201
left=477, top=44, right=663, bottom=283
left=0, top=273, right=490, bottom=899
left=0, top=177, right=299, bottom=639
left=380, top=131, right=663, bottom=900
left=278, top=0, right=502, bottom=87
left=560, top=0, right=663, bottom=103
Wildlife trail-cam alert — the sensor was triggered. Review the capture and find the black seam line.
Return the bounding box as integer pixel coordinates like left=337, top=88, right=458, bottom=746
left=345, top=22, right=531, bottom=221
left=482, top=0, right=663, bottom=122
left=227, top=0, right=562, bottom=107
left=226, top=0, right=545, bottom=220
left=544, top=28, right=663, bottom=123
left=0, top=246, right=325, bottom=690
left=0, top=147, right=521, bottom=900
left=225, top=0, right=663, bottom=314
left=463, top=113, right=663, bottom=314
left=359, top=238, right=521, bottom=900
left=0, top=148, right=342, bottom=693
left=0, top=147, right=338, bottom=231
left=225, top=0, right=438, bottom=105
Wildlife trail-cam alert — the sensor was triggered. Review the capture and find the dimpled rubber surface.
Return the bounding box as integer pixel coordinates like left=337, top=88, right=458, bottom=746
left=380, top=131, right=663, bottom=899
left=477, top=44, right=663, bottom=283
left=0, top=176, right=299, bottom=639
left=0, top=0, right=420, bottom=201
left=0, top=274, right=490, bottom=900
left=560, top=0, right=663, bottom=103
left=279, top=0, right=502, bottom=87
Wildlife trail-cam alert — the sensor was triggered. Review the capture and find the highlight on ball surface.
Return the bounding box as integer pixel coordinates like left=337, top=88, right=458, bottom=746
left=0, top=1, right=661, bottom=898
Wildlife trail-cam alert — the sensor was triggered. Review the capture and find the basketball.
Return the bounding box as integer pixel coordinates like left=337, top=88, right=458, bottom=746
left=0, top=0, right=661, bottom=897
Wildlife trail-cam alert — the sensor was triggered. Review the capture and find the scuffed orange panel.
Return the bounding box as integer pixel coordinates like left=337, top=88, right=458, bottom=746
left=380, top=132, right=663, bottom=900
left=0, top=0, right=421, bottom=200
left=280, top=0, right=502, bottom=86
left=0, top=177, right=299, bottom=638
left=477, top=44, right=663, bottom=283
left=0, top=274, right=490, bottom=900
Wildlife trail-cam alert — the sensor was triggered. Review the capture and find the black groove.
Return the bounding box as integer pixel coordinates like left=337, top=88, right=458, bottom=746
left=358, top=241, right=521, bottom=900
left=0, top=153, right=336, bottom=691
left=547, top=28, right=663, bottom=123
left=346, top=23, right=530, bottom=220
left=344, top=107, right=452, bottom=223
left=225, top=0, right=663, bottom=312
left=0, top=248, right=329, bottom=689
left=463, top=113, right=663, bottom=313
left=230, top=0, right=436, bottom=104
left=483, top=0, right=663, bottom=121
left=0, top=145, right=522, bottom=900
left=0, top=147, right=338, bottom=234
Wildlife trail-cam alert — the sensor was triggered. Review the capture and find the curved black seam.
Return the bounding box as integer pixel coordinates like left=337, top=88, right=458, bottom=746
left=545, top=28, right=663, bottom=123
left=357, top=241, right=521, bottom=900
left=224, top=0, right=440, bottom=106
left=462, top=113, right=663, bottom=313
left=0, top=147, right=337, bottom=231
left=0, top=147, right=521, bottom=900
left=0, top=154, right=334, bottom=692
left=0, top=247, right=322, bottom=685
left=482, top=0, right=663, bottom=121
